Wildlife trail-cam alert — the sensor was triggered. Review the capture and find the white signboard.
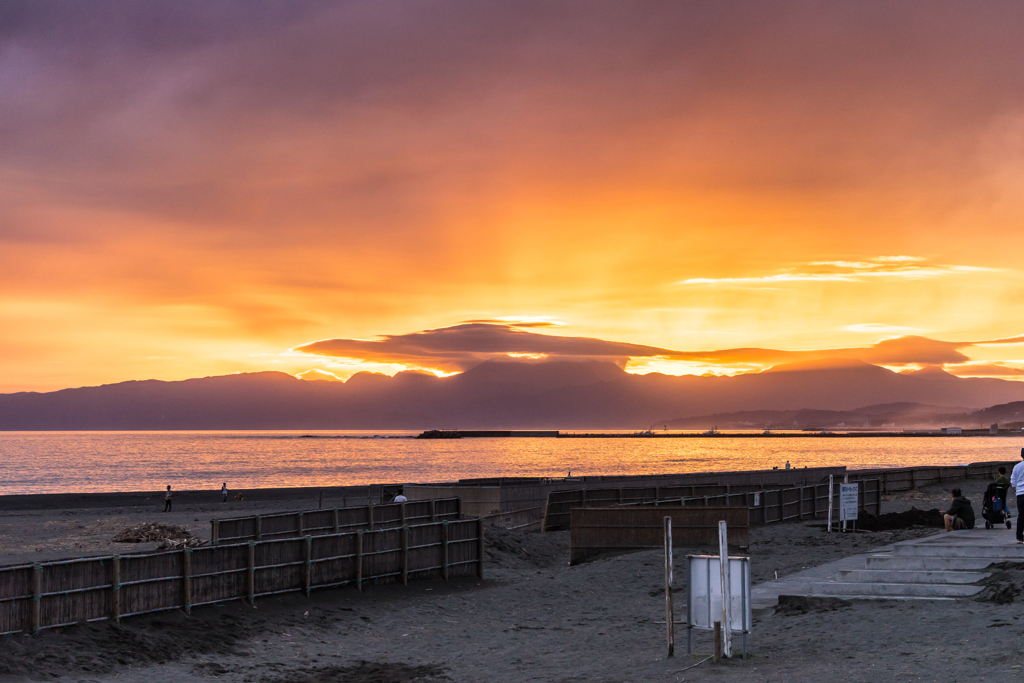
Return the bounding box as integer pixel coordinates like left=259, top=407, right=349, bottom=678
left=686, top=555, right=752, bottom=634
left=839, top=483, right=859, bottom=521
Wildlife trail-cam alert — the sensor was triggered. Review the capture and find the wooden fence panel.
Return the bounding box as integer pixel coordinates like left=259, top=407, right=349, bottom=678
left=213, top=498, right=462, bottom=544
left=0, top=565, right=31, bottom=635
left=361, top=528, right=403, bottom=584
left=446, top=520, right=481, bottom=577
left=120, top=553, right=183, bottom=617
left=311, top=533, right=358, bottom=588
left=569, top=506, right=749, bottom=565
left=407, top=523, right=443, bottom=580
left=0, top=518, right=483, bottom=635
left=191, top=544, right=248, bottom=606
left=39, top=559, right=111, bottom=627
left=254, top=539, right=303, bottom=596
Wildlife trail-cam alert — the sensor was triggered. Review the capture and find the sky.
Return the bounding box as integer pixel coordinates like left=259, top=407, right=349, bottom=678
left=3, top=0, right=1024, bottom=392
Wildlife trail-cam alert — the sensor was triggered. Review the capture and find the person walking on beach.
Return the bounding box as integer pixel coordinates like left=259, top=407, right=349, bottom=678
left=164, top=485, right=173, bottom=512
left=1011, top=448, right=1024, bottom=544
left=943, top=488, right=975, bottom=531
left=221, top=482, right=228, bottom=502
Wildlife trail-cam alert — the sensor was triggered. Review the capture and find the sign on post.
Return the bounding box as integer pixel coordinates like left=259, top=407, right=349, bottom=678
left=686, top=554, right=752, bottom=658
left=839, top=483, right=859, bottom=523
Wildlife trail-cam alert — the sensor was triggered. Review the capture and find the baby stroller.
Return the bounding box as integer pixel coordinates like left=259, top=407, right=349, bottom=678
left=982, top=482, right=1013, bottom=529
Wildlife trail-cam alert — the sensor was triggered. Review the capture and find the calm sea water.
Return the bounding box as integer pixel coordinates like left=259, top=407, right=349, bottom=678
left=1, top=431, right=1022, bottom=496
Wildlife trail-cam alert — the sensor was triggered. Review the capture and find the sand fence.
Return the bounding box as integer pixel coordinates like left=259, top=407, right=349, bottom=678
left=0, top=517, right=483, bottom=636
left=211, top=497, right=462, bottom=544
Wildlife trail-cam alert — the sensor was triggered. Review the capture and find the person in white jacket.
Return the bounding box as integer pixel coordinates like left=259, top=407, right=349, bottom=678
left=1010, top=448, right=1024, bottom=544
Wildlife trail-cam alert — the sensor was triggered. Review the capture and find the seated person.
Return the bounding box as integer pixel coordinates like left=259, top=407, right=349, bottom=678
left=943, top=488, right=976, bottom=531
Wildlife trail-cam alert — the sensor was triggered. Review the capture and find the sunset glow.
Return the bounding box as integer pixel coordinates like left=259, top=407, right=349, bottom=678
left=4, top=1, right=1024, bottom=391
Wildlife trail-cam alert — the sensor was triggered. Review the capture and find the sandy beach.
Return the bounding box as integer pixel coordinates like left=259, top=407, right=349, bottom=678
left=1, top=477, right=1022, bottom=682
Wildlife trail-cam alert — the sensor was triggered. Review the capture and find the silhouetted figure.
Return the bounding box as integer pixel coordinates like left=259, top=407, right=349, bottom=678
left=221, top=482, right=228, bottom=502
left=164, top=485, right=173, bottom=512
left=1012, top=449, right=1024, bottom=543
left=785, top=461, right=791, bottom=470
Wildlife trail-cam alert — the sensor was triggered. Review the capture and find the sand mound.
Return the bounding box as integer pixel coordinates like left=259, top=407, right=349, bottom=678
left=112, top=522, right=204, bottom=548
left=853, top=507, right=944, bottom=531
left=973, top=561, right=1024, bottom=604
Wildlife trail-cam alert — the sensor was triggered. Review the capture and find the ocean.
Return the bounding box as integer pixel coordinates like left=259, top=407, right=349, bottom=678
left=1, top=431, right=1022, bottom=495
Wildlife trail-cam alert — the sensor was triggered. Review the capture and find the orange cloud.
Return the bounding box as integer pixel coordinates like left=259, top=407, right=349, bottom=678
left=295, top=323, right=1020, bottom=377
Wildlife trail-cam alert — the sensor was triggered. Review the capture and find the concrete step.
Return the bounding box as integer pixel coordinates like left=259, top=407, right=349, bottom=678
left=836, top=569, right=989, bottom=584
left=892, top=544, right=1024, bottom=559
left=864, top=556, right=998, bottom=571
left=809, top=581, right=984, bottom=598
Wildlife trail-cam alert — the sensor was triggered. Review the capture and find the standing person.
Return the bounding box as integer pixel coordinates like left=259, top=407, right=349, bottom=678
left=1011, top=448, right=1024, bottom=544
left=164, top=485, right=173, bottom=512
left=221, top=482, right=228, bottom=502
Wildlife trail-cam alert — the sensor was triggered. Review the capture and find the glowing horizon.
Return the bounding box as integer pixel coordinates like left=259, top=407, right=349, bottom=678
left=4, top=2, right=1024, bottom=393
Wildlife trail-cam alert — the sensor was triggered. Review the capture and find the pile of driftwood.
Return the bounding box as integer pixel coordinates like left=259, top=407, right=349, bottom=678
left=112, top=522, right=207, bottom=548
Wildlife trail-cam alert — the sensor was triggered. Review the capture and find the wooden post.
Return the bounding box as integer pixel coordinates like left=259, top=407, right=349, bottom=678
left=319, top=488, right=323, bottom=510
left=332, top=508, right=339, bottom=533
left=367, top=503, right=375, bottom=530
left=31, top=564, right=42, bottom=635
left=713, top=622, right=722, bottom=662
left=718, top=520, right=732, bottom=658
left=111, top=555, right=121, bottom=623
left=303, top=536, right=312, bottom=595
left=298, top=512, right=304, bottom=536
left=430, top=499, right=436, bottom=522
left=827, top=475, right=834, bottom=532
left=476, top=518, right=485, bottom=579
left=211, top=519, right=220, bottom=545
left=400, top=502, right=407, bottom=527
left=247, top=542, right=256, bottom=606
left=442, top=522, right=449, bottom=581
left=664, top=516, right=674, bottom=658
left=255, top=515, right=262, bottom=541
left=401, top=526, right=409, bottom=586
left=183, top=548, right=192, bottom=615
left=355, top=530, right=364, bottom=590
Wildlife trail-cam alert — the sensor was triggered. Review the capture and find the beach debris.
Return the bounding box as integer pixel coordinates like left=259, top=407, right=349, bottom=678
left=112, top=522, right=205, bottom=548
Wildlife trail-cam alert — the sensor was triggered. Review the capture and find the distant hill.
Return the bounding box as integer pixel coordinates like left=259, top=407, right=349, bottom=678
left=1, top=358, right=1024, bottom=430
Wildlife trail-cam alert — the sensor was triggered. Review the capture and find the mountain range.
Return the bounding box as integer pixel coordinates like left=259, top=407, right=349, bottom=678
left=2, top=358, right=1024, bottom=430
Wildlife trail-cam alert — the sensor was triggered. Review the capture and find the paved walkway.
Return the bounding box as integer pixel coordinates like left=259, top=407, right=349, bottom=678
left=751, top=526, right=1024, bottom=609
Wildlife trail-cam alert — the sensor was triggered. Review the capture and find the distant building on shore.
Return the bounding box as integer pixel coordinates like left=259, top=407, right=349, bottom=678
left=941, top=427, right=963, bottom=435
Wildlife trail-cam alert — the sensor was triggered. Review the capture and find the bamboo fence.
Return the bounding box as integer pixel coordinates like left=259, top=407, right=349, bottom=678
left=569, top=506, right=750, bottom=565
left=0, top=518, right=484, bottom=636
left=211, top=497, right=461, bottom=544
left=543, top=480, right=883, bottom=530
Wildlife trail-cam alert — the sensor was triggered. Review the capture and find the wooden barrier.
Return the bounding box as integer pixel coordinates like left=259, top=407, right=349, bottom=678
left=569, top=506, right=749, bottom=565
left=544, top=480, right=883, bottom=531
left=847, top=461, right=1017, bottom=494
left=212, top=497, right=462, bottom=544
left=481, top=506, right=544, bottom=531
left=0, top=518, right=483, bottom=636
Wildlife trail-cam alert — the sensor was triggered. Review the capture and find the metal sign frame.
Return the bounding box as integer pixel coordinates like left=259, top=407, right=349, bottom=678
left=685, top=555, right=752, bottom=658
